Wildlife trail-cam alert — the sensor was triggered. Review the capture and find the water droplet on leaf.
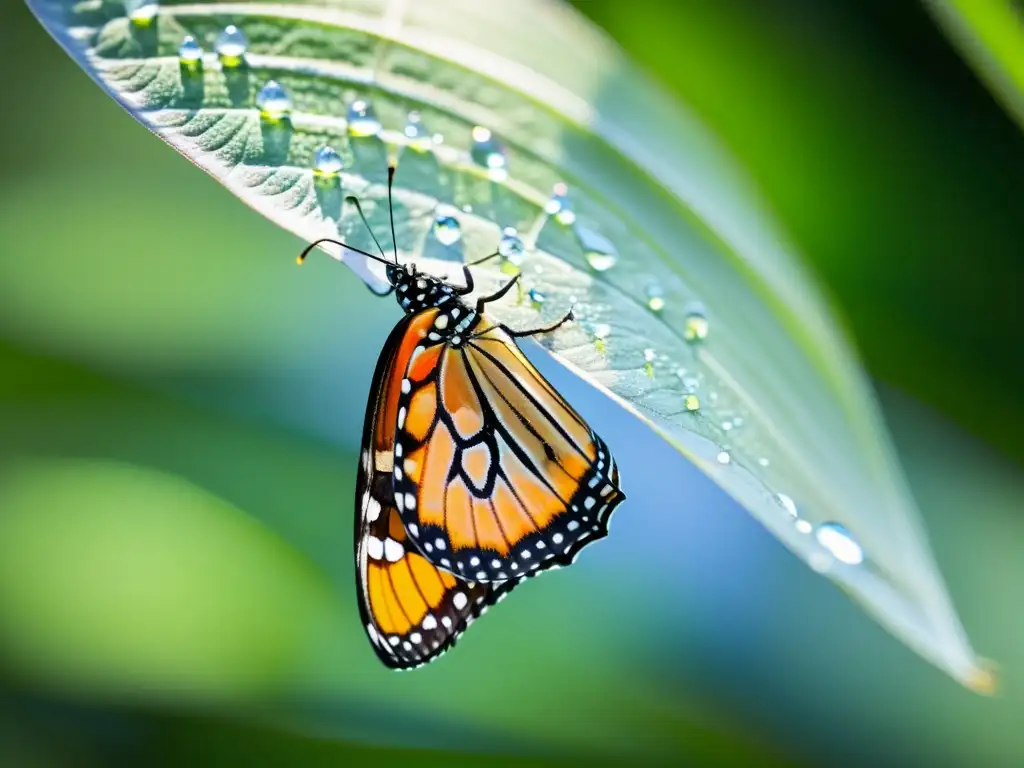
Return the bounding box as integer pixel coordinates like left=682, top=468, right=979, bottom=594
left=646, top=284, right=665, bottom=312
left=178, top=35, right=203, bottom=68
left=816, top=523, right=864, bottom=565
left=545, top=182, right=575, bottom=225
left=776, top=493, right=798, bottom=518
left=215, top=25, right=248, bottom=65
left=683, top=303, right=709, bottom=342
left=470, top=126, right=508, bottom=181
left=347, top=99, right=382, bottom=137
left=125, top=0, right=158, bottom=25
left=716, top=450, right=732, bottom=465
left=256, top=80, right=292, bottom=120
left=577, top=225, right=618, bottom=272
left=433, top=214, right=462, bottom=246
left=498, top=227, right=525, bottom=272
left=404, top=111, right=435, bottom=151
left=313, top=146, right=343, bottom=178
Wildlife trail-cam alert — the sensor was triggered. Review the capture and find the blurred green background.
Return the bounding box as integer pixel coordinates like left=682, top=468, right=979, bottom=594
left=1, top=0, right=1022, bottom=765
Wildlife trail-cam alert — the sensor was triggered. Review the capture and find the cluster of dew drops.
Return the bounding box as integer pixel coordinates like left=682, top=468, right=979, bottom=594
left=154, top=10, right=866, bottom=572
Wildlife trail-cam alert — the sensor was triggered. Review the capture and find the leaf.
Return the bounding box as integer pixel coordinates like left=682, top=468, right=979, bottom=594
left=925, top=0, right=1024, bottom=130
left=25, top=0, right=990, bottom=689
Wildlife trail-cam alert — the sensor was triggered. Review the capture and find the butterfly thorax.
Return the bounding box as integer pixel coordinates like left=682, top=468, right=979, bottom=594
left=388, top=263, right=480, bottom=348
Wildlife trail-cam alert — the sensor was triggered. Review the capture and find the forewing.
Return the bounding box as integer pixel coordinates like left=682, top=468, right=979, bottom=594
left=393, top=315, right=625, bottom=583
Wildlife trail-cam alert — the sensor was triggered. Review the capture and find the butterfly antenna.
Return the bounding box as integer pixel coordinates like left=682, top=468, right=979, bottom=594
left=296, top=238, right=392, bottom=267
left=387, top=165, right=399, bottom=264
left=344, top=195, right=389, bottom=262
left=466, top=250, right=500, bottom=267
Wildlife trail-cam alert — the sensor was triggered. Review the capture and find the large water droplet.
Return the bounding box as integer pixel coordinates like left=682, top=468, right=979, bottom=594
left=716, top=450, right=732, bottom=465
left=256, top=80, right=292, bottom=120
left=215, top=25, right=248, bottom=65
left=313, top=146, right=344, bottom=178
left=683, top=303, right=709, bottom=343
left=498, top=227, right=525, bottom=270
left=470, top=126, right=508, bottom=181
left=646, top=284, right=665, bottom=313
left=404, top=111, right=437, bottom=152
left=528, top=288, right=545, bottom=310
left=433, top=214, right=462, bottom=246
left=683, top=394, right=700, bottom=412
left=577, top=226, right=618, bottom=272
left=125, top=0, right=158, bottom=25
left=816, top=523, right=864, bottom=565
left=347, top=99, right=382, bottom=138
left=795, top=519, right=813, bottom=534
left=178, top=35, right=203, bottom=68
left=545, top=182, right=575, bottom=225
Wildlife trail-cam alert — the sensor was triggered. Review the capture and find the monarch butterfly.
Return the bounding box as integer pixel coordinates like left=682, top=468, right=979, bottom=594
left=299, top=167, right=625, bottom=669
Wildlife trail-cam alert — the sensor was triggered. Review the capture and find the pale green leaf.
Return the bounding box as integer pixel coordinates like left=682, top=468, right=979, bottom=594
left=925, top=0, right=1024, bottom=130
left=25, top=0, right=990, bottom=689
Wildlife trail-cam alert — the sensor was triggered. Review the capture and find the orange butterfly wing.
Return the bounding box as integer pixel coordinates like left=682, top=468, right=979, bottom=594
left=392, top=313, right=625, bottom=583
left=355, top=313, right=514, bottom=668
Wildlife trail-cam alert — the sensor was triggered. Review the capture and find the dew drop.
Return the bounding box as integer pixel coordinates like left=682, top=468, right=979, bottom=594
left=433, top=214, right=462, bottom=246
left=776, top=493, right=798, bottom=518
left=795, top=519, right=813, bottom=534
left=722, top=420, right=734, bottom=431
left=528, top=288, right=545, bottom=310
left=716, top=451, right=732, bottom=465
left=470, top=126, right=508, bottom=181
left=215, top=25, right=248, bottom=65
left=758, top=457, right=771, bottom=467
left=498, top=227, right=525, bottom=269
left=593, top=323, right=611, bottom=340
left=643, top=348, right=656, bottom=377
left=545, top=182, right=576, bottom=225
left=683, top=303, right=709, bottom=343
left=178, top=35, right=203, bottom=67
left=125, top=0, right=158, bottom=25
left=347, top=99, right=382, bottom=138
left=682, top=376, right=700, bottom=393
left=732, top=416, right=744, bottom=428
left=313, top=145, right=344, bottom=178
left=404, top=110, right=436, bottom=152
left=256, top=80, right=292, bottom=120
left=646, top=284, right=665, bottom=313
left=683, top=394, right=700, bottom=412
left=815, top=523, right=864, bottom=565
left=577, top=226, right=618, bottom=272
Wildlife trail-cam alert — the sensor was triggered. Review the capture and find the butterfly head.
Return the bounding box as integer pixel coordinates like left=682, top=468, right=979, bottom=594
left=388, top=262, right=457, bottom=315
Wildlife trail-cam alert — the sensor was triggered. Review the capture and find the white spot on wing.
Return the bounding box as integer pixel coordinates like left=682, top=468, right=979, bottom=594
left=422, top=614, right=438, bottom=630
left=365, top=497, right=381, bottom=522
left=384, top=538, right=405, bottom=562
left=453, top=592, right=468, bottom=610
left=367, top=536, right=384, bottom=560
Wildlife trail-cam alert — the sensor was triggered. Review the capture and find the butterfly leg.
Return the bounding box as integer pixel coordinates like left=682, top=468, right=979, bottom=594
left=475, top=274, right=520, bottom=313
left=502, top=308, right=575, bottom=338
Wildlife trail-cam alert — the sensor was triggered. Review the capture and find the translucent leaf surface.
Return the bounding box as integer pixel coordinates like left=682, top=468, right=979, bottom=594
left=25, top=0, right=989, bottom=689
left=925, top=0, right=1024, bottom=130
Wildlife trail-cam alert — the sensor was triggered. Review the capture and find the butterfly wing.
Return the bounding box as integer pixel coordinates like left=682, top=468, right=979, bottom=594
left=393, top=312, right=625, bottom=583
left=355, top=313, right=510, bottom=669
